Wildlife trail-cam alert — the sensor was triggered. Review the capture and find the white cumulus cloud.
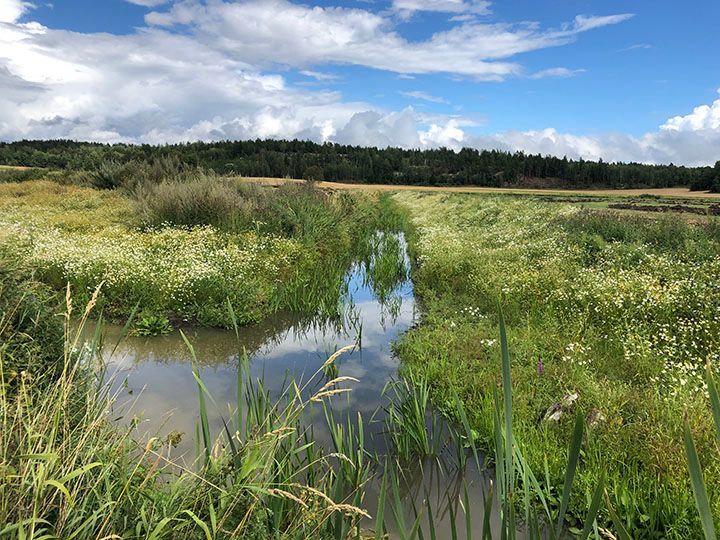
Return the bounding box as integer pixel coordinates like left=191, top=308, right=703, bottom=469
left=392, top=0, right=490, bottom=17
left=1, top=1, right=717, bottom=166
left=661, top=91, right=720, bottom=132
left=0, top=0, right=31, bottom=23
left=464, top=96, right=720, bottom=167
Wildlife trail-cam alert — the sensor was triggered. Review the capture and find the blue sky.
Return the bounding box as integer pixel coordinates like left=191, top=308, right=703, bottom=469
left=1, top=0, right=719, bottom=164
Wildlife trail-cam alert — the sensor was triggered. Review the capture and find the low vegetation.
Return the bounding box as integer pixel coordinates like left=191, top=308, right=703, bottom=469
left=394, top=191, right=720, bottom=536
left=2, top=166, right=720, bottom=538
left=0, top=171, right=398, bottom=327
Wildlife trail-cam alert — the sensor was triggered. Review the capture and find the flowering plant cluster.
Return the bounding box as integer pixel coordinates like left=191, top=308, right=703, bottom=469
left=394, top=191, right=720, bottom=534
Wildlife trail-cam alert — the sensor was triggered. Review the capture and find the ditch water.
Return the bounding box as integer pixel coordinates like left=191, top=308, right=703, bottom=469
left=101, top=233, right=509, bottom=538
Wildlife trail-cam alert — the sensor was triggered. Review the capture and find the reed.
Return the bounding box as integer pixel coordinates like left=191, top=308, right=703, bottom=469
left=684, top=365, right=720, bottom=539
left=0, top=290, right=372, bottom=538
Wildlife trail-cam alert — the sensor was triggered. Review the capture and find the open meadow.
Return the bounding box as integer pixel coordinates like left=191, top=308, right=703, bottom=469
left=1, top=167, right=720, bottom=539
left=2, top=0, right=720, bottom=536
left=393, top=191, right=720, bottom=536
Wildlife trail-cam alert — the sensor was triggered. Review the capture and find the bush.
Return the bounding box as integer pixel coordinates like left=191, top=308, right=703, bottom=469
left=90, top=159, right=132, bottom=190
left=302, top=165, right=324, bottom=182
left=0, top=167, right=48, bottom=183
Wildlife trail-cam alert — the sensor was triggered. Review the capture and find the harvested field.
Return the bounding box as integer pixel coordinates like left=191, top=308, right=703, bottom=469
left=240, top=176, right=720, bottom=199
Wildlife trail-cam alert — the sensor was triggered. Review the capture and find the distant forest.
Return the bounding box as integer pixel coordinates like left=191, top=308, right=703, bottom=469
left=1, top=139, right=719, bottom=191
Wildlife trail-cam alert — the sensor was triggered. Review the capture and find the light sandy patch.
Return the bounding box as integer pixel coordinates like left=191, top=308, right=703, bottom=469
left=0, top=165, right=34, bottom=170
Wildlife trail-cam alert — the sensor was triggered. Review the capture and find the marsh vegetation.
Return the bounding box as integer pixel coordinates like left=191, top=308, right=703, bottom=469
left=1, top=169, right=720, bottom=538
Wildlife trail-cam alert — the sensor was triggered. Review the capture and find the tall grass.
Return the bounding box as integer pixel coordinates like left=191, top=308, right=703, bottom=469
left=135, top=173, right=259, bottom=231
left=134, top=170, right=347, bottom=242
left=684, top=365, right=720, bottom=539
left=0, top=252, right=64, bottom=393
left=0, top=293, right=372, bottom=538
left=562, top=208, right=720, bottom=261
left=7, top=278, right=717, bottom=538
left=90, top=155, right=190, bottom=191
left=383, top=373, right=441, bottom=461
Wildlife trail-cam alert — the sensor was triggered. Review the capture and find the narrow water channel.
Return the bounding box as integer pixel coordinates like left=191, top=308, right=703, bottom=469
left=101, top=232, right=508, bottom=538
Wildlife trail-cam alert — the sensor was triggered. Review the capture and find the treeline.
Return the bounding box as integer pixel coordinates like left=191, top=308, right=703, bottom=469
left=1, top=139, right=719, bottom=190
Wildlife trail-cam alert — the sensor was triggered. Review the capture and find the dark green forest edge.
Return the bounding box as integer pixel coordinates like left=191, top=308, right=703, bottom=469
left=2, top=139, right=720, bottom=190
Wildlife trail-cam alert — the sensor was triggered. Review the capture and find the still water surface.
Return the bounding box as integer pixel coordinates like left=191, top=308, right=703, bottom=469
left=101, top=234, right=509, bottom=538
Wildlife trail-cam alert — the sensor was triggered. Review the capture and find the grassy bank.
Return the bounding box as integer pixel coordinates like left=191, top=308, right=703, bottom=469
left=0, top=178, right=404, bottom=538
left=1, top=281, right=377, bottom=538
left=0, top=177, right=399, bottom=328
left=393, top=191, right=720, bottom=537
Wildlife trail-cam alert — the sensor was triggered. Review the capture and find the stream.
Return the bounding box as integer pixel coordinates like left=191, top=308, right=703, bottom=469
left=101, top=232, right=509, bottom=538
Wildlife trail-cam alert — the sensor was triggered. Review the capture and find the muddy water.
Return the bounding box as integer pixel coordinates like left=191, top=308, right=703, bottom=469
left=101, top=233, right=507, bottom=538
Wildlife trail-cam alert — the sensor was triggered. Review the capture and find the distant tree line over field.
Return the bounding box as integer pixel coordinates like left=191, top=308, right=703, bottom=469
left=1, top=139, right=719, bottom=191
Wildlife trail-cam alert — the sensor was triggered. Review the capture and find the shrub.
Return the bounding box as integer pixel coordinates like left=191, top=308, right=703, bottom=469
left=302, top=165, right=324, bottom=182
left=91, top=156, right=192, bottom=191
left=90, top=159, right=132, bottom=190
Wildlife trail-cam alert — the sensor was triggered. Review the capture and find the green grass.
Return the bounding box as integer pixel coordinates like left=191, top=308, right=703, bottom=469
left=0, top=250, right=64, bottom=393
left=2, top=251, right=718, bottom=538
left=5, top=173, right=720, bottom=537
left=0, top=291, right=373, bottom=539
left=393, top=191, right=720, bottom=537
left=0, top=177, right=400, bottom=328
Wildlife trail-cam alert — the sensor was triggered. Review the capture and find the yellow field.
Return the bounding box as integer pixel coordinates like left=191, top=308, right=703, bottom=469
left=0, top=164, right=33, bottom=170
left=240, top=176, right=720, bottom=199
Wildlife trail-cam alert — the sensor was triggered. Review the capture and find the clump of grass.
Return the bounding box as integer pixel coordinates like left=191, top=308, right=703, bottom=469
left=0, top=250, right=64, bottom=393
left=90, top=155, right=190, bottom=191
left=383, top=373, right=440, bottom=461
left=135, top=171, right=258, bottom=231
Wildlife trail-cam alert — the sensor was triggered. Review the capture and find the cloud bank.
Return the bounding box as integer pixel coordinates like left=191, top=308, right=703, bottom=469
left=0, top=0, right=717, bottom=165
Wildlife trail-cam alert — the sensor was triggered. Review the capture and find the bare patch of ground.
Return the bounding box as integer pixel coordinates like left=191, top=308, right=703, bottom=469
left=608, top=202, right=720, bottom=215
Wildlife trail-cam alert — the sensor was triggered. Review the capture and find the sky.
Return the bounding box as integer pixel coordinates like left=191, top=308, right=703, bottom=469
left=0, top=0, right=719, bottom=165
